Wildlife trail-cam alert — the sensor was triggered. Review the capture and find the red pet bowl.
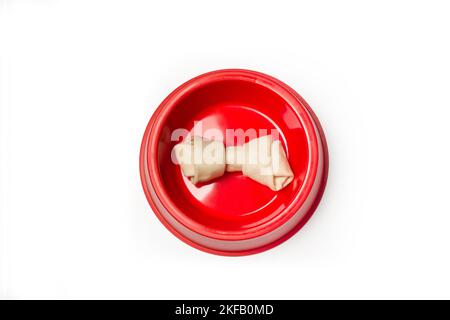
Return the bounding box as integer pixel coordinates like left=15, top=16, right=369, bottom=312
left=140, top=69, right=328, bottom=256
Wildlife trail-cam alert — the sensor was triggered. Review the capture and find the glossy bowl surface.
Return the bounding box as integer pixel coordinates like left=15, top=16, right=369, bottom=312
left=140, top=69, right=328, bottom=255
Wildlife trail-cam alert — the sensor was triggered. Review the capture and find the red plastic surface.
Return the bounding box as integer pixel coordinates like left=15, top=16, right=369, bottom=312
left=140, top=69, right=328, bottom=255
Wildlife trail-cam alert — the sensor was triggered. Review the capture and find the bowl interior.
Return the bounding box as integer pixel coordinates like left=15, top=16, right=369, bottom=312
left=155, top=78, right=310, bottom=234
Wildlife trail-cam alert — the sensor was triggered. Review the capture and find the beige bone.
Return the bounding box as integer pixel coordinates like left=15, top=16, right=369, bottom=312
left=173, top=135, right=293, bottom=191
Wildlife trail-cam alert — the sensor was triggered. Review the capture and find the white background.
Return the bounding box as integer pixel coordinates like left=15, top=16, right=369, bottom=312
left=1, top=0, right=450, bottom=300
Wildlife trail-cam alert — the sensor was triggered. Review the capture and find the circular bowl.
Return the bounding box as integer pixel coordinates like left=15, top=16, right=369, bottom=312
left=140, top=69, right=328, bottom=256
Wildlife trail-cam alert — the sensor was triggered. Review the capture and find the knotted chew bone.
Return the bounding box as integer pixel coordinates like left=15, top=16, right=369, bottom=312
left=173, top=135, right=294, bottom=191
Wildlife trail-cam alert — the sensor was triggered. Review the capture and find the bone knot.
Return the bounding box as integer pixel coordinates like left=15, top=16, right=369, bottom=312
left=173, top=135, right=293, bottom=191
